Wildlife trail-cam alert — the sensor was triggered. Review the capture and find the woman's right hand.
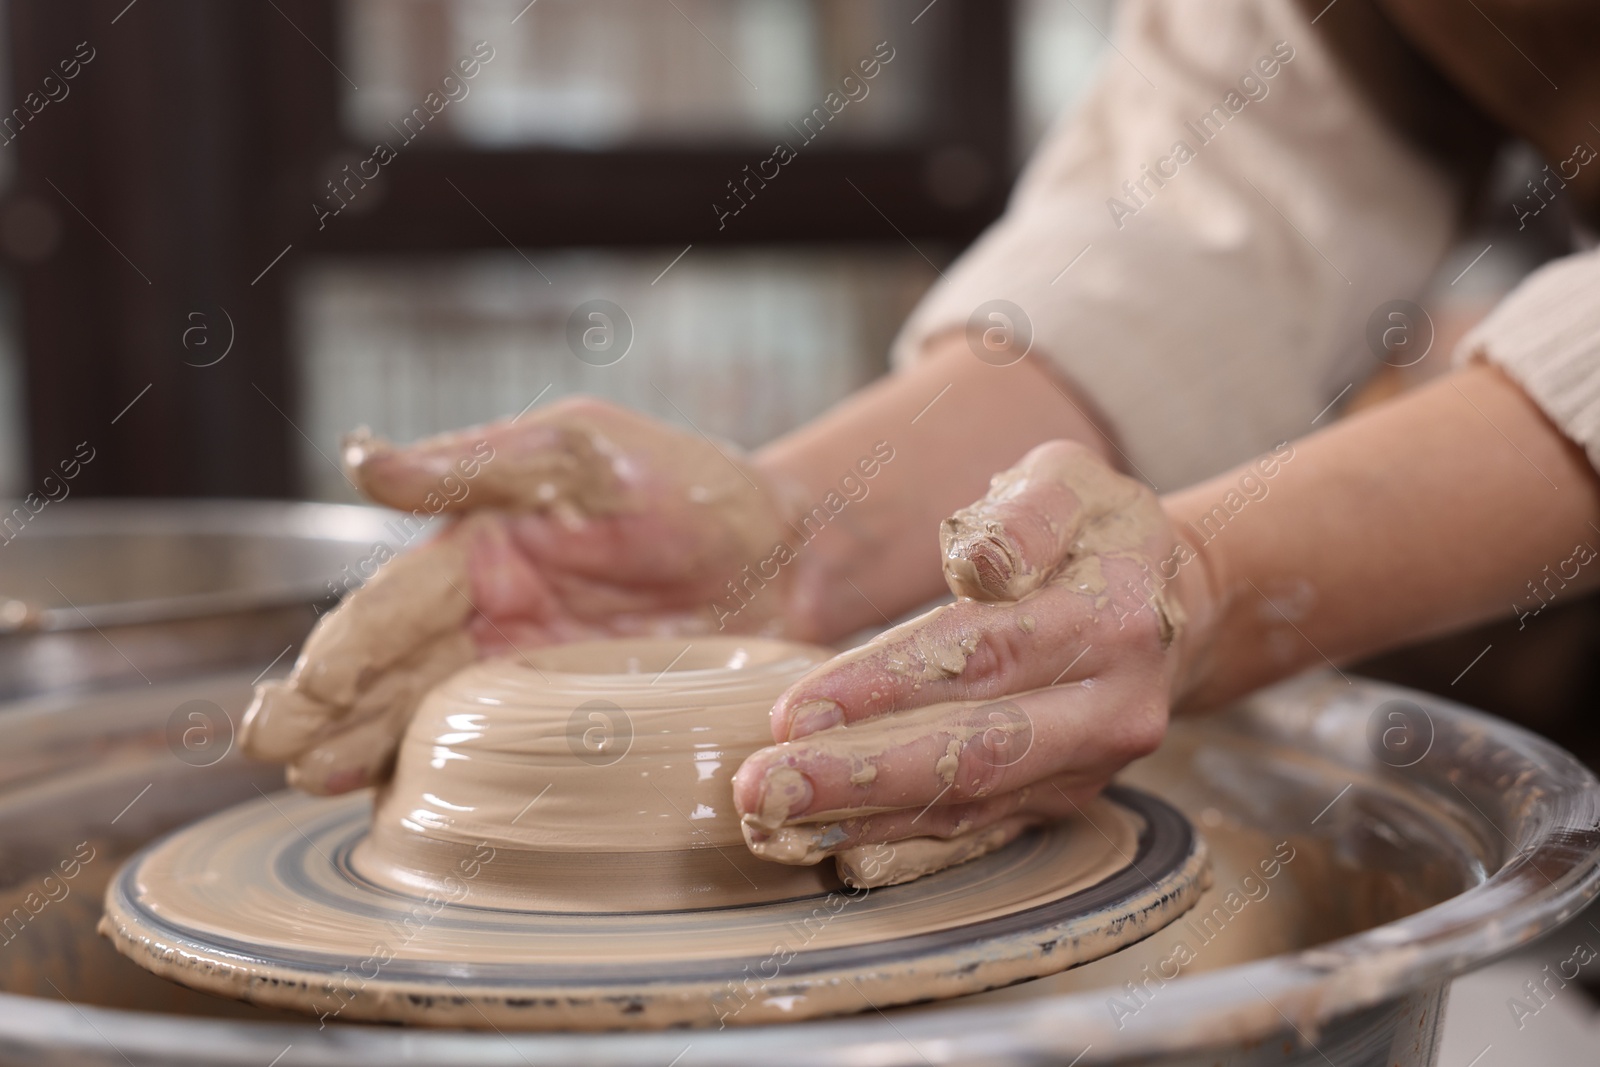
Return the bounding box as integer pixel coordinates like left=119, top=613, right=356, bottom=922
left=241, top=397, right=806, bottom=795
left=732, top=440, right=1208, bottom=886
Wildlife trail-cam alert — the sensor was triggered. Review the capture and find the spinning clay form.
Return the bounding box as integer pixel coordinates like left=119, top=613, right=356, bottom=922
left=102, top=636, right=1209, bottom=1029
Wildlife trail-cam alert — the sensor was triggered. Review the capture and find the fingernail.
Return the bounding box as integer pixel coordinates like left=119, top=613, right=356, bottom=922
left=754, top=766, right=814, bottom=830
left=786, top=699, right=843, bottom=740
left=941, top=521, right=1023, bottom=601
left=967, top=539, right=1016, bottom=597
left=742, top=823, right=824, bottom=864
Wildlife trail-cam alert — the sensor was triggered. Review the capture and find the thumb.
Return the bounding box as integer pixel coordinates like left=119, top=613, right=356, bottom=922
left=343, top=402, right=633, bottom=516
left=291, top=523, right=476, bottom=708
left=940, top=440, right=1153, bottom=601
left=342, top=425, right=497, bottom=513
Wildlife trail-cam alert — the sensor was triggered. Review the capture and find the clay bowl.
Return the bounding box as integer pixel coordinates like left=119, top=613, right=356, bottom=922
left=353, top=636, right=844, bottom=911
left=97, top=636, right=1207, bottom=1029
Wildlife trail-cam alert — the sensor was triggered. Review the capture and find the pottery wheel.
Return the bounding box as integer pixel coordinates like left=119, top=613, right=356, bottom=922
left=101, top=783, right=1207, bottom=1030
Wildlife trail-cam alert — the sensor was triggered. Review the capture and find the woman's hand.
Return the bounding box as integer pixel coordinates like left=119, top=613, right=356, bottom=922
left=732, top=441, right=1204, bottom=887
left=241, top=397, right=804, bottom=794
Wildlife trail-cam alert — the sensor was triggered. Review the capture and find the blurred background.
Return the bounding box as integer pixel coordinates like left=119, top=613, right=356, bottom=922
left=0, top=0, right=1120, bottom=504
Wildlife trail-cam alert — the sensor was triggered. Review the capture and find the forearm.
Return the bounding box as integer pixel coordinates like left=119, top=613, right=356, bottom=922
left=754, top=335, right=1114, bottom=643
left=1170, top=363, right=1600, bottom=712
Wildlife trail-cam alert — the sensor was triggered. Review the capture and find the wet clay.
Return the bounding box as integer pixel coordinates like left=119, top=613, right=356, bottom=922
left=353, top=636, right=843, bottom=910
left=99, top=636, right=1213, bottom=1029
left=57, top=663, right=1575, bottom=1045
left=240, top=528, right=482, bottom=794
left=355, top=635, right=1133, bottom=905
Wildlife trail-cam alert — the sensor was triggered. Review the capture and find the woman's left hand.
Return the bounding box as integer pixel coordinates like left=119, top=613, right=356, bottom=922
left=732, top=440, right=1203, bottom=886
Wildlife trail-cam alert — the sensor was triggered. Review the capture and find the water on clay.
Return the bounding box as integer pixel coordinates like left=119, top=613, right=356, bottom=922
left=0, top=673, right=1474, bottom=1025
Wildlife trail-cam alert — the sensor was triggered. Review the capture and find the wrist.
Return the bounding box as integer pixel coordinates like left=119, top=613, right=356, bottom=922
left=1163, top=505, right=1228, bottom=714
left=746, top=452, right=841, bottom=644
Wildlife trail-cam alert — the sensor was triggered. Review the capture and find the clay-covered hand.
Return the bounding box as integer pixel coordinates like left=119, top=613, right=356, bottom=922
left=241, top=397, right=803, bottom=795
left=732, top=440, right=1197, bottom=888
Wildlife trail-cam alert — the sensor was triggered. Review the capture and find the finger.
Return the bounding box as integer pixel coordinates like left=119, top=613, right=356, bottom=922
left=941, top=440, right=1156, bottom=601
left=738, top=682, right=1163, bottom=839
left=240, top=681, right=337, bottom=762
left=342, top=425, right=492, bottom=513
left=343, top=398, right=637, bottom=516
left=830, top=777, right=1112, bottom=887
left=465, top=514, right=562, bottom=624
left=291, top=523, right=477, bottom=708
left=328, top=629, right=476, bottom=735
left=772, top=555, right=1168, bottom=741
left=834, top=814, right=1039, bottom=888
left=251, top=631, right=473, bottom=777
left=256, top=632, right=472, bottom=764
left=463, top=524, right=705, bottom=649
left=747, top=771, right=1097, bottom=866
left=288, top=710, right=407, bottom=795
left=507, top=510, right=732, bottom=585
left=479, top=527, right=704, bottom=624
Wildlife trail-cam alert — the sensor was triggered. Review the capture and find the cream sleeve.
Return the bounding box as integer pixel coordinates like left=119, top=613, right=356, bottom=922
left=890, top=0, right=1462, bottom=491
left=1453, top=247, right=1600, bottom=471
